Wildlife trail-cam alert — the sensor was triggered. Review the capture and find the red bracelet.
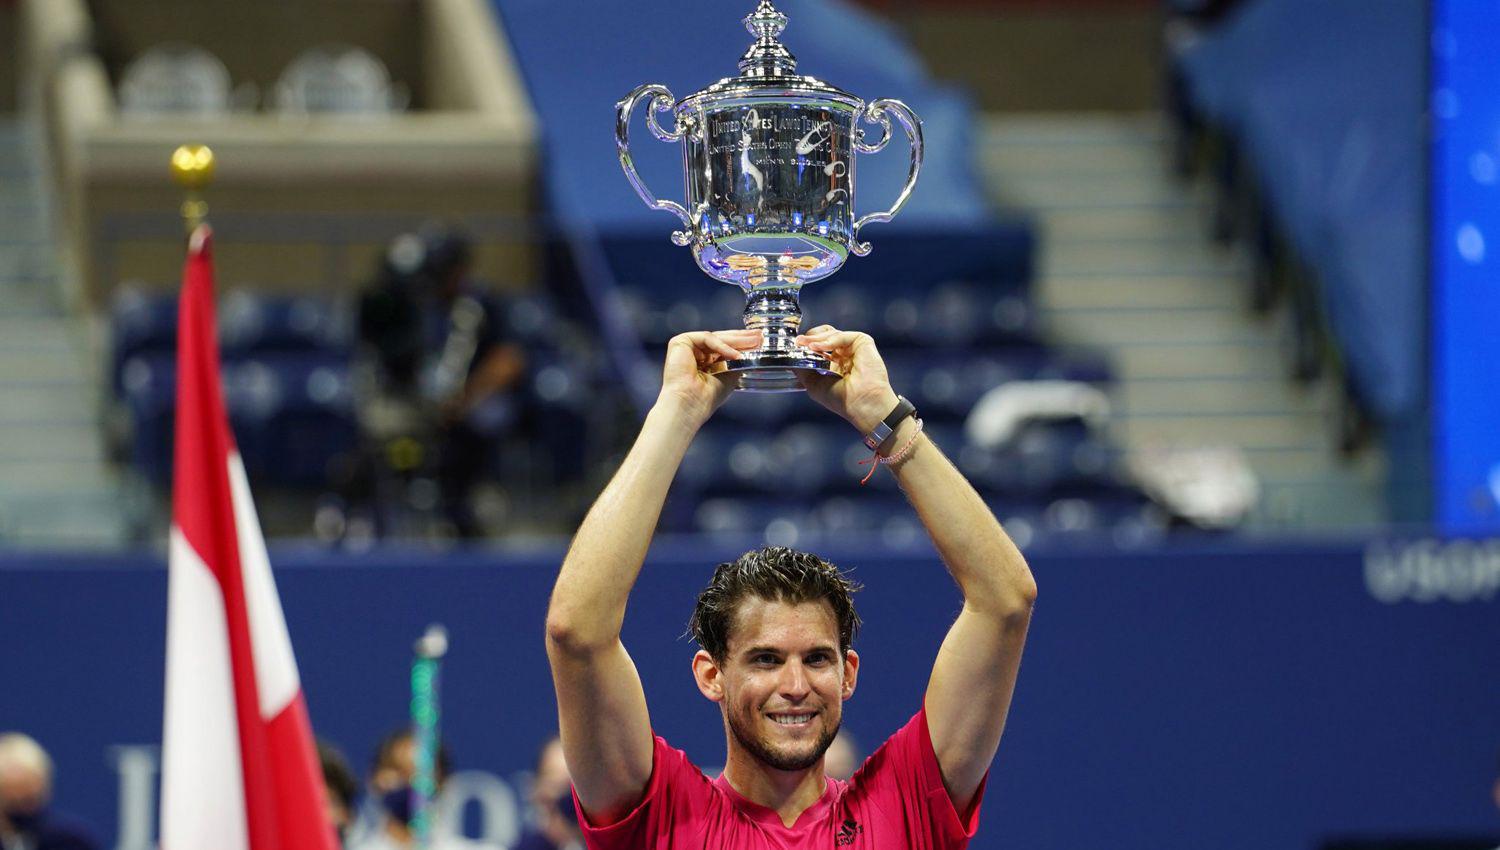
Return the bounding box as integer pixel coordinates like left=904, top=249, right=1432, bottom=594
left=858, top=418, right=924, bottom=485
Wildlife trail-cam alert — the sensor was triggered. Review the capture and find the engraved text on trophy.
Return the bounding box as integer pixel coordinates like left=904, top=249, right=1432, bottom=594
left=686, top=103, right=856, bottom=289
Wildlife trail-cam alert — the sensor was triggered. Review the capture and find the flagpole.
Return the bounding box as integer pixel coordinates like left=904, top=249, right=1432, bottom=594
left=171, top=143, right=215, bottom=236
left=410, top=624, right=448, bottom=850
left=162, top=139, right=341, bottom=850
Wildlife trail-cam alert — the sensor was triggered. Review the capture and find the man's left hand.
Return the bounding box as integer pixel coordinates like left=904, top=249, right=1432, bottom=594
left=797, top=326, right=899, bottom=434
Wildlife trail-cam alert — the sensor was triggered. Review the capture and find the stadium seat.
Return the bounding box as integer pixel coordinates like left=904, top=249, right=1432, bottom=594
left=273, top=44, right=407, bottom=115
left=218, top=291, right=353, bottom=357
left=118, top=44, right=233, bottom=116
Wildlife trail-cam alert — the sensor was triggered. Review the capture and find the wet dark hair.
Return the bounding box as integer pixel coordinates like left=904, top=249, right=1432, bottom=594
left=689, top=547, right=862, bottom=662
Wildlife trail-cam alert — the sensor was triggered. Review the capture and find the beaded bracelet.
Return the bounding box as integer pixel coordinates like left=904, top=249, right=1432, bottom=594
left=858, top=417, right=924, bottom=485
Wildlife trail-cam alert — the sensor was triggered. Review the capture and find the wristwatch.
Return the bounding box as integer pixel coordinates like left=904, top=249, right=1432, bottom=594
left=863, top=395, right=917, bottom=451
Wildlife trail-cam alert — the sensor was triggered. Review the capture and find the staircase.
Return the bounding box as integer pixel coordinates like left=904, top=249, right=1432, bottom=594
left=0, top=117, right=129, bottom=547
left=978, top=113, right=1385, bottom=531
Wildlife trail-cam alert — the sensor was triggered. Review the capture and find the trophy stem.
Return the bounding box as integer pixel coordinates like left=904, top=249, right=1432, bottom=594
left=743, top=287, right=804, bottom=352
left=723, top=287, right=837, bottom=393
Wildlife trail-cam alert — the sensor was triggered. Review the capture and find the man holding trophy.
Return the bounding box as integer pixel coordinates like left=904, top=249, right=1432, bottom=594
left=543, top=4, right=1036, bottom=847
left=545, top=323, right=1037, bottom=848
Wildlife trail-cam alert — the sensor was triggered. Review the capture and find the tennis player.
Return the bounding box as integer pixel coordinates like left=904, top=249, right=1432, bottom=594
left=545, top=327, right=1036, bottom=848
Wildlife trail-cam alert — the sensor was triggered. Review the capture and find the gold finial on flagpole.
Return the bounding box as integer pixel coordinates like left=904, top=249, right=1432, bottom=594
left=171, top=144, right=215, bottom=235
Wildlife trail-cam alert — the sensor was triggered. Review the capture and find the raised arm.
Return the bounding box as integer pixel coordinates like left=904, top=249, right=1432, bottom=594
left=545, top=330, right=758, bottom=823
left=799, top=326, right=1036, bottom=815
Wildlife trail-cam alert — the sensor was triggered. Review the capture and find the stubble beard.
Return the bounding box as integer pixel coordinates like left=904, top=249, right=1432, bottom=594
left=728, top=707, right=841, bottom=773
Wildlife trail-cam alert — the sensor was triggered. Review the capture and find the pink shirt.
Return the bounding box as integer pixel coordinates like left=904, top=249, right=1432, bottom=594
left=575, top=709, right=986, bottom=849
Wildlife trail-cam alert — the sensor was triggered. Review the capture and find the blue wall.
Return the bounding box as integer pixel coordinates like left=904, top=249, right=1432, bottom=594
left=2, top=538, right=1498, bottom=849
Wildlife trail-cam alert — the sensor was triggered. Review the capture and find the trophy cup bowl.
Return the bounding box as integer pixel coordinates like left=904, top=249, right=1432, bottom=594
left=616, top=1, right=924, bottom=392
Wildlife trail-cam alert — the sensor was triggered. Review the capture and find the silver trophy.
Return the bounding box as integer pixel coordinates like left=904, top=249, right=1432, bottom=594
left=617, top=1, right=924, bottom=392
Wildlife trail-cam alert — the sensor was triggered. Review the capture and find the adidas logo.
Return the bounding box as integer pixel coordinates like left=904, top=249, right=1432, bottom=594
left=835, top=817, right=864, bottom=846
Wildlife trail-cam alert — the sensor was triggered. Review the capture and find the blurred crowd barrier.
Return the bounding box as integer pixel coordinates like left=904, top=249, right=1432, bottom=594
left=2, top=537, right=1498, bottom=849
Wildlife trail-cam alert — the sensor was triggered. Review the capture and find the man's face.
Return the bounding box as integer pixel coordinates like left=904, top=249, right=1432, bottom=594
left=694, top=597, right=858, bottom=773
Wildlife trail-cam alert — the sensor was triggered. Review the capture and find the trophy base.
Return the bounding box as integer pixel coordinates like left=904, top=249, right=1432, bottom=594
left=723, top=348, right=838, bottom=393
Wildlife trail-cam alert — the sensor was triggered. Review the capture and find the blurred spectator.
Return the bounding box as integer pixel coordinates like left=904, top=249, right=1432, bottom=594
left=514, top=737, right=581, bottom=850
left=319, top=740, right=359, bottom=848
left=824, top=730, right=860, bottom=782
left=0, top=733, right=100, bottom=850
left=351, top=729, right=486, bottom=850
left=355, top=227, right=527, bottom=538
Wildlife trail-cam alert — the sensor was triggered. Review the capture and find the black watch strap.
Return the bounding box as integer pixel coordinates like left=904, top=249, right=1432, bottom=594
left=863, top=395, right=917, bottom=451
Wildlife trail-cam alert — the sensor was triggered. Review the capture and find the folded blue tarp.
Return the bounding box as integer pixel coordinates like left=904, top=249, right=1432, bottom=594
left=1177, top=0, right=1424, bottom=421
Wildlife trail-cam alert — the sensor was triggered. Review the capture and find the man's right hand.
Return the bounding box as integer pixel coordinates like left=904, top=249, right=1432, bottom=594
left=656, top=329, right=762, bottom=427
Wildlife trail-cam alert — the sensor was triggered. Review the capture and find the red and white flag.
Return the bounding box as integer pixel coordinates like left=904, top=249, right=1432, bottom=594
left=161, top=226, right=338, bottom=850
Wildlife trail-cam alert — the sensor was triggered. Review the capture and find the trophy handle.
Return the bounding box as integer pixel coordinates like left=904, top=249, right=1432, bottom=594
left=616, top=84, right=695, bottom=246
left=850, top=98, right=924, bottom=257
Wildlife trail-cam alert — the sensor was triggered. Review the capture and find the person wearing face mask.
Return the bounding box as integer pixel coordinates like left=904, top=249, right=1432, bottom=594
left=349, top=730, right=490, bottom=850
left=0, top=734, right=99, bottom=850
left=514, top=738, right=581, bottom=850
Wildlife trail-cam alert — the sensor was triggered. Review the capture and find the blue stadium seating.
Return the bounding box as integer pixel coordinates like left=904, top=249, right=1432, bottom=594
left=109, top=287, right=179, bottom=396
left=117, top=348, right=357, bottom=489
left=111, top=291, right=359, bottom=489
left=223, top=353, right=356, bottom=488
left=217, top=290, right=352, bottom=357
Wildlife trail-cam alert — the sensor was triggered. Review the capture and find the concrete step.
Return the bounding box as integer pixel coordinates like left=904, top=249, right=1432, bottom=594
left=1237, top=446, right=1380, bottom=481
left=1042, top=307, right=1273, bottom=347
left=0, top=349, right=92, bottom=384
left=0, top=341, right=93, bottom=373
left=0, top=243, right=58, bottom=279
left=0, top=284, right=64, bottom=316
left=0, top=236, right=51, bottom=250
left=982, top=113, right=1166, bottom=145
left=1113, top=412, right=1329, bottom=451
left=1042, top=274, right=1241, bottom=310
left=1114, top=377, right=1335, bottom=417
left=0, top=316, right=88, bottom=350
left=0, top=384, right=98, bottom=424
left=1039, top=240, right=1244, bottom=277
left=990, top=171, right=1191, bottom=211
left=0, top=219, right=50, bottom=244
left=0, top=183, right=42, bottom=204
left=0, top=340, right=85, bottom=366
left=981, top=141, right=1170, bottom=179
left=0, top=202, right=47, bottom=219
left=1033, top=206, right=1216, bottom=244
left=1109, top=342, right=1285, bottom=380
left=0, top=493, right=130, bottom=548
left=1253, top=482, right=1386, bottom=529
left=0, top=424, right=106, bottom=463
left=0, top=459, right=117, bottom=496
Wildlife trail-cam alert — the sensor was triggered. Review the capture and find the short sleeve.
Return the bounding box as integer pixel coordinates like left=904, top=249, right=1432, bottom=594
left=844, top=708, right=988, bottom=848
left=573, top=735, right=720, bottom=850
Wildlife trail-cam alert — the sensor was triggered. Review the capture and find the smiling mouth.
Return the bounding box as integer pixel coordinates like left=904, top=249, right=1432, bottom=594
left=768, top=712, right=817, bottom=727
